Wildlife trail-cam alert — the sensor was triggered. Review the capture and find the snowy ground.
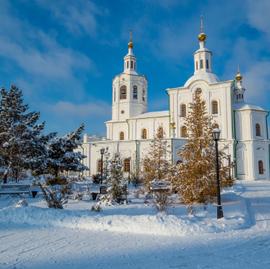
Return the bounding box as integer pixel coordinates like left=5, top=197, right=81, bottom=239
left=0, top=181, right=270, bottom=268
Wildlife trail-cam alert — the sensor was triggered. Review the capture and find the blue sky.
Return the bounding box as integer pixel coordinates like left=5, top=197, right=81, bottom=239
left=0, top=0, right=270, bottom=135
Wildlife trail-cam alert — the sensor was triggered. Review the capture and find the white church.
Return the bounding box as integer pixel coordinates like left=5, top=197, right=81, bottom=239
left=80, top=25, right=270, bottom=181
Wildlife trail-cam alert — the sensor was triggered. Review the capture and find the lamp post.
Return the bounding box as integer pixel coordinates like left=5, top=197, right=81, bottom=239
left=212, top=128, right=224, bottom=219
left=100, top=148, right=105, bottom=184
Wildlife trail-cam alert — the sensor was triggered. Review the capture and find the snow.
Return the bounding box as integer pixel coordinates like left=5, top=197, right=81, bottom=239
left=0, top=181, right=270, bottom=268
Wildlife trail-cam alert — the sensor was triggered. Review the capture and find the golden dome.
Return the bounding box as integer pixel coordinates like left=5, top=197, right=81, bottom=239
left=235, top=71, right=242, bottom=81
left=198, top=32, right=207, bottom=42
left=128, top=41, right=133, bottom=49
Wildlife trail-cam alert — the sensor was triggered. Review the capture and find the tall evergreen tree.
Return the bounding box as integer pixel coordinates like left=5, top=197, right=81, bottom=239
left=0, top=85, right=49, bottom=182
left=142, top=127, right=171, bottom=192
left=173, top=91, right=233, bottom=205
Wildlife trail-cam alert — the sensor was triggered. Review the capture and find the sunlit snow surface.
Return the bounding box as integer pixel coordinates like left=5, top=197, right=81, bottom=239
left=0, top=181, right=270, bottom=268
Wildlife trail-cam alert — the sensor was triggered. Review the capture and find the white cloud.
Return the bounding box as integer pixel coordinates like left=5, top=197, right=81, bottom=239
left=247, top=0, right=270, bottom=38
left=48, top=100, right=111, bottom=118
left=36, top=0, right=105, bottom=37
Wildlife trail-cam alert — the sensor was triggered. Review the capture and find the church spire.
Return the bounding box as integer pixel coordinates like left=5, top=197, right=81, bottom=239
left=234, top=65, right=245, bottom=103
left=124, top=31, right=137, bottom=74
left=198, top=15, right=207, bottom=48
left=193, top=16, right=213, bottom=74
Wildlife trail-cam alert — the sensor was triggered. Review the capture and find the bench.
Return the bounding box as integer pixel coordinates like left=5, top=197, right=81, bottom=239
left=0, top=184, right=31, bottom=196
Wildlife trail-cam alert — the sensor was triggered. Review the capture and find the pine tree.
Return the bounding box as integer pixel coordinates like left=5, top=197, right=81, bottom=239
left=173, top=91, right=233, bottom=205
left=0, top=85, right=50, bottom=182
left=142, top=127, right=171, bottom=192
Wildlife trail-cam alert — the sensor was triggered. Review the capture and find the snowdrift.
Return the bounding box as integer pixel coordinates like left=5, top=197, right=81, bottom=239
left=0, top=192, right=250, bottom=236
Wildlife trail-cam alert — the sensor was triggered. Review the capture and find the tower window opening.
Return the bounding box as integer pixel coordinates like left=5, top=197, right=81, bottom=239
left=124, top=158, right=131, bottom=172
left=212, top=100, right=218, bottom=115
left=142, top=89, right=145, bottom=102
left=120, top=85, right=127, bottom=100
left=119, top=131, right=125, bottom=140
left=256, top=123, right=261, bottom=137
left=258, top=160, right=264, bottom=175
left=133, top=86, right=138, bottom=99
left=196, top=61, right=198, bottom=70
left=180, top=104, right=186, bottom=117
left=200, top=59, right=203, bottom=69
left=141, top=128, right=147, bottom=139
left=127, top=61, right=129, bottom=69
left=113, top=88, right=116, bottom=102
left=206, top=59, right=209, bottom=69
left=131, top=61, right=134, bottom=69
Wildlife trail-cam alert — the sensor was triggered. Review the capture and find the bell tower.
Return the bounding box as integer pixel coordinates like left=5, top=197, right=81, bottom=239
left=111, top=33, right=148, bottom=121
left=233, top=67, right=246, bottom=103
left=193, top=16, right=213, bottom=74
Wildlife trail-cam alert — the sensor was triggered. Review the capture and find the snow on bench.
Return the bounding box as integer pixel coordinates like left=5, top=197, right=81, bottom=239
left=0, top=184, right=31, bottom=195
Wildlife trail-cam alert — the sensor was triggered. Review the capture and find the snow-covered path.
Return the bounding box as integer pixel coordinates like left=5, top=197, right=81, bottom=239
left=0, top=181, right=270, bottom=269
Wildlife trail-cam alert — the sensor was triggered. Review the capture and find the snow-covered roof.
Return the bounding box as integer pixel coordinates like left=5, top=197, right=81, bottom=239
left=233, top=103, right=266, bottom=112
left=131, top=110, right=169, bottom=119
left=184, top=72, right=219, bottom=87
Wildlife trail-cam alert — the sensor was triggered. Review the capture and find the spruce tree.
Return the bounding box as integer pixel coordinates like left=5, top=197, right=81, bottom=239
left=0, top=85, right=50, bottom=182
left=173, top=91, right=233, bottom=205
left=45, top=124, right=88, bottom=178
left=106, top=154, right=127, bottom=204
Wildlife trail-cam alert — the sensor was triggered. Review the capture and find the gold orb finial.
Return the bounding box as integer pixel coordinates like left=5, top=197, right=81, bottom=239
left=128, top=30, right=133, bottom=49
left=235, top=65, right=242, bottom=81
left=198, top=15, right=207, bottom=42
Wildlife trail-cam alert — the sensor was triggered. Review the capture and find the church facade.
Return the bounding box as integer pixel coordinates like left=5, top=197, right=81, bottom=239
left=80, top=28, right=270, bottom=181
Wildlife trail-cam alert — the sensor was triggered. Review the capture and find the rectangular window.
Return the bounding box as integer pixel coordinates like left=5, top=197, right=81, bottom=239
left=206, top=59, right=209, bottom=69
left=196, top=61, right=198, bottom=70
left=131, top=61, right=134, bottom=69
left=200, top=59, right=203, bottom=69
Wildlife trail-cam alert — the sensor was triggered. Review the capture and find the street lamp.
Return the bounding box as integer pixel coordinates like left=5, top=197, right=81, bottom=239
left=212, top=128, right=224, bottom=219
left=100, top=148, right=105, bottom=184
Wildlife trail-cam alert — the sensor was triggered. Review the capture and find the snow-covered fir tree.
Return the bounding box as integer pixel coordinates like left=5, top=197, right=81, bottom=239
left=105, top=154, right=127, bottom=204
left=0, top=85, right=51, bottom=182
left=173, top=91, right=233, bottom=205
left=45, top=124, right=88, bottom=177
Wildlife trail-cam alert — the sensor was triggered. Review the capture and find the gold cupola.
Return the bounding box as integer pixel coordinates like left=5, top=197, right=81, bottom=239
left=235, top=65, right=243, bottom=81
left=128, top=31, right=133, bottom=49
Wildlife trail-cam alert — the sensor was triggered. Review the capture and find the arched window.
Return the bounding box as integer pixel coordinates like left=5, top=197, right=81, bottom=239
left=141, top=128, right=147, bottom=139
left=124, top=158, right=131, bottom=172
left=212, top=100, right=218, bottom=114
left=256, top=123, right=261, bottom=137
left=119, top=131, right=124, bottom=140
left=258, top=160, right=264, bottom=175
left=206, top=59, right=209, bottom=69
left=157, top=126, right=164, bottom=138
left=126, top=61, right=129, bottom=69
left=133, top=86, right=138, bottom=99
left=195, top=88, right=202, bottom=95
left=131, top=61, right=134, bottom=69
left=120, top=86, right=127, bottom=100
left=181, top=126, right=187, bottom=138
left=180, top=104, right=186, bottom=117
